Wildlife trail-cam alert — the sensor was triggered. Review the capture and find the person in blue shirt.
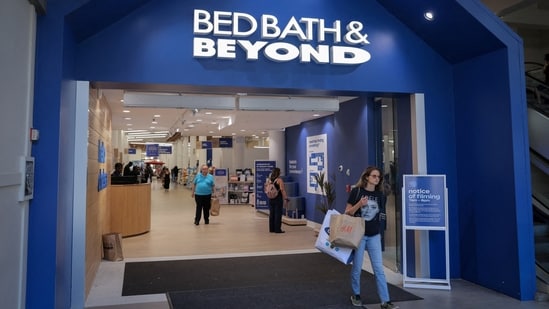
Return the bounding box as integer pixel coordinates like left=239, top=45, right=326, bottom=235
left=191, top=164, right=215, bottom=225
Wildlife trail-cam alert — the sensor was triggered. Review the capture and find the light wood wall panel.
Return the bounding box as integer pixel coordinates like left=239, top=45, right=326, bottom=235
left=85, top=89, right=113, bottom=297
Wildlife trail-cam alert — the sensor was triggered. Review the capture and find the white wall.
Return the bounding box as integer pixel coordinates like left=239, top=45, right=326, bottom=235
left=0, top=1, right=36, bottom=308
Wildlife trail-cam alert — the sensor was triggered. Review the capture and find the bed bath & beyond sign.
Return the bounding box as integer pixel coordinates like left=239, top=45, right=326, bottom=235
left=193, top=9, right=372, bottom=65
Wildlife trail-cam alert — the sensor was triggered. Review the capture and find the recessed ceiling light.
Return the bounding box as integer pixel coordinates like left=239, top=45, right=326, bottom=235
left=150, top=126, right=155, bottom=129
left=152, top=121, right=158, bottom=124
left=313, top=114, right=320, bottom=117
left=123, top=110, right=131, bottom=113
left=124, top=117, right=132, bottom=120
left=424, top=10, right=434, bottom=21
left=205, top=112, right=213, bottom=115
left=126, top=123, right=132, bottom=126
left=154, top=114, right=160, bottom=117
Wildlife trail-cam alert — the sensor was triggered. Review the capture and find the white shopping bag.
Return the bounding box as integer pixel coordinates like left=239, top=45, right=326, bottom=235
left=315, top=209, right=354, bottom=264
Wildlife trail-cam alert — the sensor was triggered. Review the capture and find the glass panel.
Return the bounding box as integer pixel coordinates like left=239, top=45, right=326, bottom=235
left=379, top=98, right=401, bottom=273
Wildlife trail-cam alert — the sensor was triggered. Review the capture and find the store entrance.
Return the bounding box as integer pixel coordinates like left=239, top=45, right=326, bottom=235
left=86, top=85, right=418, bottom=273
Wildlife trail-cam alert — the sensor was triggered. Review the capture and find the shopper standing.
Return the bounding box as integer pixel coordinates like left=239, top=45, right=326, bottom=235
left=111, top=163, right=123, bottom=176
left=191, top=164, right=215, bottom=225
left=162, top=166, right=170, bottom=191
left=123, top=161, right=133, bottom=176
left=266, top=167, right=289, bottom=233
left=345, top=166, right=398, bottom=309
left=172, top=165, right=179, bottom=183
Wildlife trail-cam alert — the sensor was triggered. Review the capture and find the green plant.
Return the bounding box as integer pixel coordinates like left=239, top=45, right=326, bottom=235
left=314, top=171, right=336, bottom=214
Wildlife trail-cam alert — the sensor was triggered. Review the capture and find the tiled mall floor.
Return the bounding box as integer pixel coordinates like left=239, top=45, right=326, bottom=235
left=85, top=180, right=548, bottom=308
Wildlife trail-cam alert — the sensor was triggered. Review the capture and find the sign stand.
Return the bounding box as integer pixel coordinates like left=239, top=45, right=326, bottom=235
left=402, top=174, right=450, bottom=290
left=254, top=160, right=276, bottom=211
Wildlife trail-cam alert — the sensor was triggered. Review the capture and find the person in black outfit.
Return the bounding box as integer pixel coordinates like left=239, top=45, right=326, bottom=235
left=123, top=162, right=133, bottom=176
left=172, top=165, right=179, bottom=183
left=111, top=163, right=123, bottom=176
left=144, top=163, right=153, bottom=183
left=162, top=167, right=170, bottom=192
left=266, top=167, right=289, bottom=233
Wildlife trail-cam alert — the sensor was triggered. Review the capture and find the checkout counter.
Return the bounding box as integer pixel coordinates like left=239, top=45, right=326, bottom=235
left=110, top=182, right=151, bottom=237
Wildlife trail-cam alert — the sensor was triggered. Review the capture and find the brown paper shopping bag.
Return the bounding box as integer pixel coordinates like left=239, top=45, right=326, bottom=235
left=328, top=214, right=364, bottom=249
left=314, top=209, right=354, bottom=264
left=102, top=233, right=124, bottom=261
left=210, top=198, right=220, bottom=216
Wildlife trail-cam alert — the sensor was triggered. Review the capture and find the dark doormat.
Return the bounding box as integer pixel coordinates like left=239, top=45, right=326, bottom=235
left=122, top=252, right=421, bottom=308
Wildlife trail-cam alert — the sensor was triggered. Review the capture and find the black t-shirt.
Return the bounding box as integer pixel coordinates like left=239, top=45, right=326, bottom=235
left=346, top=187, right=385, bottom=236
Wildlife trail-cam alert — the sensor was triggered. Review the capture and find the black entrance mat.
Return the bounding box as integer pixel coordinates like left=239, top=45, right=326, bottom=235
left=122, top=252, right=421, bottom=308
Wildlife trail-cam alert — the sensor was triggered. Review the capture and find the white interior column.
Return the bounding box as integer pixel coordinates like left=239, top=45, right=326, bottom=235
left=181, top=136, right=190, bottom=168
left=188, top=136, right=197, bottom=168
left=198, top=136, right=207, bottom=166
left=411, top=93, right=429, bottom=278
left=268, top=130, right=285, bottom=175
left=233, top=136, right=245, bottom=171
left=111, top=130, right=126, bottom=163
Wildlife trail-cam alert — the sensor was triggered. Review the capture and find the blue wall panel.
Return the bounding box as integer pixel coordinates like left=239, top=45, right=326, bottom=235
left=454, top=49, right=525, bottom=298
left=73, top=0, right=447, bottom=95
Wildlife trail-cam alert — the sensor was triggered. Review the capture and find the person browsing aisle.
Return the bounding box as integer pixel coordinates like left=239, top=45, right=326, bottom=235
left=266, top=167, right=289, bottom=233
left=345, top=166, right=399, bottom=309
left=191, top=164, right=215, bottom=225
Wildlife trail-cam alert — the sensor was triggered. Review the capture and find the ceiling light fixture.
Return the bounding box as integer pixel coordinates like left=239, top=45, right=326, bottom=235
left=424, top=10, right=434, bottom=21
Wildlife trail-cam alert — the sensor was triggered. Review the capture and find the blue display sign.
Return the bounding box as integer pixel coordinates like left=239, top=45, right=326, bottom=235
left=202, top=141, right=212, bottom=149
left=254, top=160, right=276, bottom=210
left=159, top=145, right=172, bottom=154
left=219, top=138, right=233, bottom=148
left=97, top=140, right=106, bottom=163
left=214, top=169, right=227, bottom=177
left=403, top=175, right=446, bottom=229
left=146, top=144, right=159, bottom=156
left=128, top=148, right=136, bottom=154
left=98, top=169, right=107, bottom=191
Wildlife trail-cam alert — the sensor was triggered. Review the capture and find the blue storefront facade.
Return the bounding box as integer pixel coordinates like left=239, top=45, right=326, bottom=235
left=28, top=0, right=532, bottom=307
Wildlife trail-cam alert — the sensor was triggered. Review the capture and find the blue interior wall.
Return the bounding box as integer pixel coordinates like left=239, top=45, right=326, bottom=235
left=285, top=116, right=336, bottom=223
left=28, top=0, right=535, bottom=305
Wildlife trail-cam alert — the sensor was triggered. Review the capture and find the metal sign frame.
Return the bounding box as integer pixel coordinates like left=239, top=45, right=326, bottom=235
left=402, top=174, right=450, bottom=290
